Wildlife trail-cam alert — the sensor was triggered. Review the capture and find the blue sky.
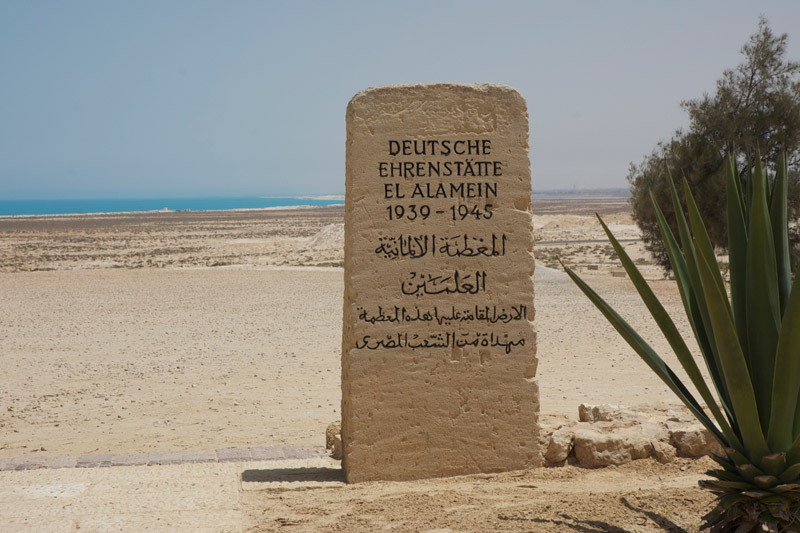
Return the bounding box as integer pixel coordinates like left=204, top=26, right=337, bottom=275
left=1, top=1, right=799, bottom=199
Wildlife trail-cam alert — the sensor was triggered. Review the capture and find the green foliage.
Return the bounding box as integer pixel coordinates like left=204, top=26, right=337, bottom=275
left=629, top=18, right=800, bottom=272
left=564, top=154, right=800, bottom=531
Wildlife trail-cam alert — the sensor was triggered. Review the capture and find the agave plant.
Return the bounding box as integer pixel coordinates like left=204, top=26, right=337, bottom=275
left=562, top=153, right=800, bottom=532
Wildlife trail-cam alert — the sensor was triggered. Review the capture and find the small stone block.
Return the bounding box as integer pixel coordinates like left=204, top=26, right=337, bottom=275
left=249, top=446, right=286, bottom=461
left=19, top=458, right=45, bottom=470
left=4, top=457, right=44, bottom=470
left=216, top=447, right=251, bottom=462
left=652, top=441, right=677, bottom=464
left=42, top=455, right=78, bottom=469
left=77, top=453, right=113, bottom=468
left=179, top=449, right=217, bottom=464
left=112, top=453, right=149, bottom=466
left=282, top=445, right=326, bottom=459
left=147, top=450, right=187, bottom=466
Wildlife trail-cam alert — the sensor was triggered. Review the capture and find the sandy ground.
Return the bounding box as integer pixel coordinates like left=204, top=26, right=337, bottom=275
left=0, top=199, right=720, bottom=531
left=242, top=458, right=717, bottom=533
left=1, top=456, right=717, bottom=532
left=0, top=206, right=345, bottom=272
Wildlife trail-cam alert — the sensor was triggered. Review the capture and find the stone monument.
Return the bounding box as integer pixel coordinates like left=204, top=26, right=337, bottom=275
left=342, top=83, right=539, bottom=482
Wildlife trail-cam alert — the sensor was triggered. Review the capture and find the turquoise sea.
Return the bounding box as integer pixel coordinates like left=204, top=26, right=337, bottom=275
left=0, top=197, right=344, bottom=217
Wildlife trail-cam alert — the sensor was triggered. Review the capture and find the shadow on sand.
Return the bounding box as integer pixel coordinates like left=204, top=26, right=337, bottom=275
left=620, top=496, right=688, bottom=532
left=499, top=514, right=628, bottom=533
left=241, top=467, right=345, bottom=484
left=498, top=499, right=688, bottom=533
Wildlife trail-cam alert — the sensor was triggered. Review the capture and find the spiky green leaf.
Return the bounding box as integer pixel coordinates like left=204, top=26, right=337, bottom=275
left=684, top=179, right=729, bottom=314
left=709, top=469, right=744, bottom=482
left=787, top=433, right=800, bottom=466
left=745, top=158, right=781, bottom=434
left=726, top=155, right=749, bottom=353
left=753, top=475, right=781, bottom=489
left=768, top=275, right=800, bottom=451
left=694, top=242, right=769, bottom=460
left=666, top=175, right=733, bottom=423
left=770, top=152, right=791, bottom=314
left=711, top=480, right=756, bottom=491
left=759, top=452, right=786, bottom=477
left=736, top=462, right=765, bottom=482
left=561, top=262, right=725, bottom=443
left=597, top=213, right=738, bottom=447
left=651, top=192, right=693, bottom=321
left=779, top=463, right=800, bottom=483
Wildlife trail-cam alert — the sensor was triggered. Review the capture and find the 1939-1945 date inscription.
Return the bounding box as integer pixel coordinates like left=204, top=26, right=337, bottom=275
left=385, top=203, right=494, bottom=221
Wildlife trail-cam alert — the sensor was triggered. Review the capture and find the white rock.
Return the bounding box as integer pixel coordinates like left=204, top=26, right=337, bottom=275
left=669, top=423, right=724, bottom=457
left=577, top=403, right=647, bottom=423
left=573, top=423, right=666, bottom=467
left=545, top=427, right=574, bottom=463
left=652, top=440, right=676, bottom=464
left=577, top=404, right=597, bottom=422
left=325, top=420, right=342, bottom=460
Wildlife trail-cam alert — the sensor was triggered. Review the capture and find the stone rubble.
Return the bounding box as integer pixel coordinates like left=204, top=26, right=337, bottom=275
left=542, top=404, right=725, bottom=467
left=326, top=420, right=343, bottom=460
left=544, top=427, right=574, bottom=463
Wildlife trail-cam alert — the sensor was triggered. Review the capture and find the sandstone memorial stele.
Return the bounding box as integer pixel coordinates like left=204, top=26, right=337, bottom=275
left=342, top=83, right=539, bottom=482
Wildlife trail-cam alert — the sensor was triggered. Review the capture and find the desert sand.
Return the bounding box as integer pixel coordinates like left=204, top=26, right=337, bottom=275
left=0, top=199, right=720, bottom=531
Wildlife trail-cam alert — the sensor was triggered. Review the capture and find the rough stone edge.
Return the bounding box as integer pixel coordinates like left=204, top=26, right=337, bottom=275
left=347, top=82, right=525, bottom=113
left=541, top=405, right=725, bottom=468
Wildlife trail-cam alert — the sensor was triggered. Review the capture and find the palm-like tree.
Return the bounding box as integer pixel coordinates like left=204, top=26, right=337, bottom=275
left=563, top=154, right=800, bottom=531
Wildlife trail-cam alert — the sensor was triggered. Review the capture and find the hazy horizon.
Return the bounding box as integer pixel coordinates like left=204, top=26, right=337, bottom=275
left=1, top=185, right=631, bottom=202
left=2, top=1, right=799, bottom=200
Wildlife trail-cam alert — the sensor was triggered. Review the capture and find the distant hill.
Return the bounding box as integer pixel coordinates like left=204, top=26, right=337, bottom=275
left=532, top=187, right=629, bottom=199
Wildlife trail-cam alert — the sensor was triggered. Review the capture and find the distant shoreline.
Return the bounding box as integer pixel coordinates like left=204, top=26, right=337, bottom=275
left=0, top=203, right=344, bottom=219
left=532, top=187, right=629, bottom=199
left=0, top=197, right=344, bottom=218
left=0, top=188, right=628, bottom=218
